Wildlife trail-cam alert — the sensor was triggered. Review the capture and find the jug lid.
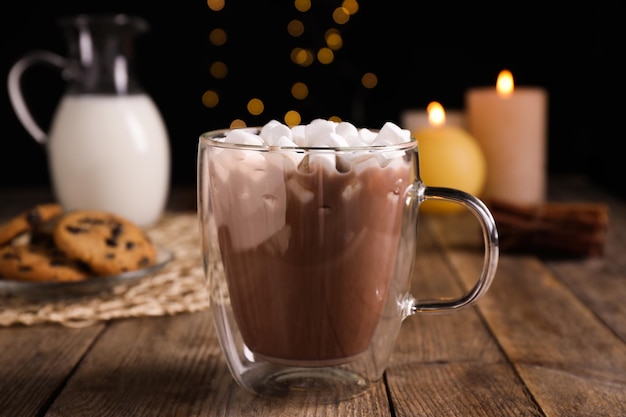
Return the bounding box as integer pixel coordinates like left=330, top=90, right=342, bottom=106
left=58, top=14, right=149, bottom=33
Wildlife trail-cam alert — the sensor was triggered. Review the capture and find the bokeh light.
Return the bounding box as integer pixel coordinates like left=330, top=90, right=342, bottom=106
left=207, top=0, right=225, bottom=12
left=325, top=29, right=343, bottom=50
left=210, top=61, right=228, bottom=79
left=291, top=47, right=314, bottom=67
left=230, top=119, right=247, bottom=129
left=284, top=110, right=301, bottom=126
left=287, top=19, right=305, bottom=37
left=291, top=82, right=309, bottom=100
left=361, top=72, right=378, bottom=89
left=294, top=0, right=311, bottom=12
left=209, top=28, right=227, bottom=46
left=332, top=7, right=350, bottom=24
left=317, top=47, right=334, bottom=64
left=247, top=98, right=265, bottom=116
left=342, top=0, right=359, bottom=14
left=202, top=90, right=219, bottom=108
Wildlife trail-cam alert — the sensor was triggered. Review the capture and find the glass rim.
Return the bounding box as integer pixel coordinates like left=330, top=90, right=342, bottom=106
left=199, top=127, right=418, bottom=153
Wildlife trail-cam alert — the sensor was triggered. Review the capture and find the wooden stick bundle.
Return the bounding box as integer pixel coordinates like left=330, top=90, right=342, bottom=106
left=488, top=199, right=609, bottom=258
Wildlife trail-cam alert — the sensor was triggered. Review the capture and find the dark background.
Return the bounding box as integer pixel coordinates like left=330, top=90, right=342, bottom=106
left=2, top=1, right=624, bottom=197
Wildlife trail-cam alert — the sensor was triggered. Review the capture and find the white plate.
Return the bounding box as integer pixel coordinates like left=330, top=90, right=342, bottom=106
left=0, top=246, right=173, bottom=300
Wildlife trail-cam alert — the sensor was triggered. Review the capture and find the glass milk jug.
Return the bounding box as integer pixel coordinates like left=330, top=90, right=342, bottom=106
left=8, top=14, right=170, bottom=227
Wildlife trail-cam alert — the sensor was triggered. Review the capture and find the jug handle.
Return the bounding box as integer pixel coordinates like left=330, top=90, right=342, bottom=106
left=7, top=50, right=68, bottom=145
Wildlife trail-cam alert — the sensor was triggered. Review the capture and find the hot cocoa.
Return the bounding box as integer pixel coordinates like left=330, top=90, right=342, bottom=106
left=210, top=144, right=411, bottom=365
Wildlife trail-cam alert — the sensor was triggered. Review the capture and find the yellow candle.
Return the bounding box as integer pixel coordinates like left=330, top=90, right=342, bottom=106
left=413, top=102, right=487, bottom=214
left=465, top=69, right=548, bottom=205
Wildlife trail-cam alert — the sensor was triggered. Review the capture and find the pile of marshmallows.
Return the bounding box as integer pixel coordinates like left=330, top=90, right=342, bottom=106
left=218, top=119, right=413, bottom=148
left=208, top=120, right=414, bottom=250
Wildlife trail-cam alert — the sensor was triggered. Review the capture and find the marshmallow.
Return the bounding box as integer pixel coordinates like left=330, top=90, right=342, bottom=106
left=357, top=128, right=378, bottom=145
left=291, top=125, right=306, bottom=143
left=212, top=152, right=287, bottom=250
left=224, top=129, right=265, bottom=145
left=304, top=119, right=338, bottom=147
left=371, top=122, right=413, bottom=162
left=310, top=132, right=349, bottom=148
left=335, top=122, right=359, bottom=142
left=298, top=152, right=336, bottom=174
left=260, top=120, right=293, bottom=145
left=271, top=136, right=298, bottom=147
left=372, top=122, right=412, bottom=145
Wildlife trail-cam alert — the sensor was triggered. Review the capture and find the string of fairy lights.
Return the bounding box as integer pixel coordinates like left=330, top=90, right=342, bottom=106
left=202, top=0, right=376, bottom=127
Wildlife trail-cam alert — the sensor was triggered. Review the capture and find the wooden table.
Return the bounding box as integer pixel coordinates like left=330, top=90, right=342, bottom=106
left=1, top=175, right=625, bottom=416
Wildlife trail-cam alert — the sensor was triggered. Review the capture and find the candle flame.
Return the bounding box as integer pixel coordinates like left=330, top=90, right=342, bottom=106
left=496, top=69, right=514, bottom=97
left=427, top=101, right=446, bottom=127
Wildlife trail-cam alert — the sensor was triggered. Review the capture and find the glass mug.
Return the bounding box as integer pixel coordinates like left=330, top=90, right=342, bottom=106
left=197, top=123, right=499, bottom=403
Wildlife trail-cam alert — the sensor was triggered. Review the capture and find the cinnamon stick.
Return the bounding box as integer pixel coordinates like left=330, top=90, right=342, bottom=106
left=488, top=199, right=609, bottom=258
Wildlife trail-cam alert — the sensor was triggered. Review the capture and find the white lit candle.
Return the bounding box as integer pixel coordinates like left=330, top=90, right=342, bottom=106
left=465, top=70, right=548, bottom=206
left=401, top=107, right=466, bottom=132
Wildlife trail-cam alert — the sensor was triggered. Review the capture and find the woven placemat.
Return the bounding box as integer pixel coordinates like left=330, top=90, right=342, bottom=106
left=0, top=212, right=210, bottom=328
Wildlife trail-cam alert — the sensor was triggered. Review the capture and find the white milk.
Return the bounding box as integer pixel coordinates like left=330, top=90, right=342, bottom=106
left=48, top=95, right=170, bottom=227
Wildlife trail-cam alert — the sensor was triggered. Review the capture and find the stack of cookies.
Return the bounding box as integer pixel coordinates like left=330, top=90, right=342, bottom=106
left=0, top=204, right=158, bottom=283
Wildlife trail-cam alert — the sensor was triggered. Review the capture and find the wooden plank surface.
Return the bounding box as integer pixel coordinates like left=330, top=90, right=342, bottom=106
left=1, top=177, right=625, bottom=416
left=429, top=177, right=626, bottom=417
left=44, top=312, right=392, bottom=416
left=546, top=175, right=626, bottom=341
left=387, top=218, right=542, bottom=416
left=0, top=323, right=104, bottom=417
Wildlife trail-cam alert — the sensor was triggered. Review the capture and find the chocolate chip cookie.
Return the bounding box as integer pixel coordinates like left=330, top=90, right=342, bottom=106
left=0, top=244, right=89, bottom=282
left=53, top=210, right=157, bottom=275
left=0, top=203, right=63, bottom=246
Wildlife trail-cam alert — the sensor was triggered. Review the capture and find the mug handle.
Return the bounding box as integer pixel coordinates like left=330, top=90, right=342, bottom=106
left=410, top=185, right=499, bottom=313
left=7, top=50, right=68, bottom=144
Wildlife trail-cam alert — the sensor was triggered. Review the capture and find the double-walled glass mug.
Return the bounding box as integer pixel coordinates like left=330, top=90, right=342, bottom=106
left=197, top=121, right=499, bottom=403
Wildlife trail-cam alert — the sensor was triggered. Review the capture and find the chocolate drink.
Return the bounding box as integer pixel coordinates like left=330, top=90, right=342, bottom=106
left=211, top=150, right=411, bottom=365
